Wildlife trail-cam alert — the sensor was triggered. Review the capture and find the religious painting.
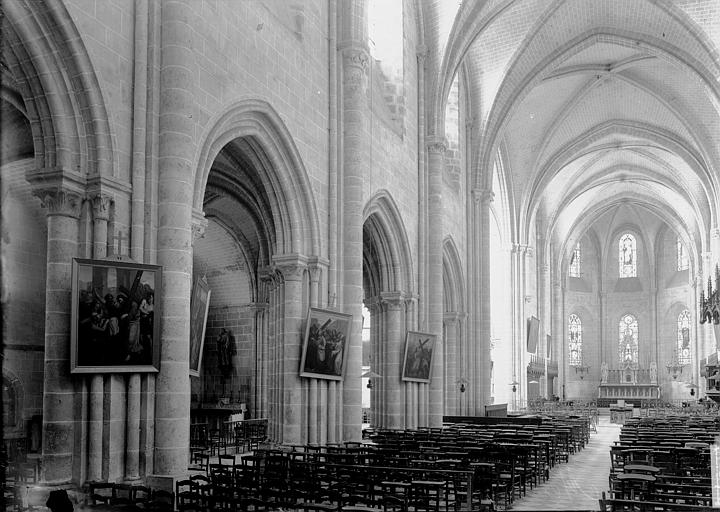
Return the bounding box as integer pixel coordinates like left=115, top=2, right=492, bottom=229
left=189, top=275, right=211, bottom=377
left=71, top=258, right=161, bottom=373
left=300, top=308, right=353, bottom=380
left=401, top=331, right=437, bottom=383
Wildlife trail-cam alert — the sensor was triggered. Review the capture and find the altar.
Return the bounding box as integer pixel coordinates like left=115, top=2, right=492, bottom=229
left=598, top=362, right=660, bottom=407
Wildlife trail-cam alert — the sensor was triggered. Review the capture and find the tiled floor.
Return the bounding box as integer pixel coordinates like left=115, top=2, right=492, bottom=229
left=511, top=415, right=620, bottom=511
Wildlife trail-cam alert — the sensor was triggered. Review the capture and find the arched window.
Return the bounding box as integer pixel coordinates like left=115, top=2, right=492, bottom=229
left=677, top=238, right=689, bottom=271
left=569, top=242, right=581, bottom=277
left=568, top=314, right=582, bottom=366
left=619, top=233, right=636, bottom=278
left=677, top=309, right=691, bottom=365
left=618, top=314, right=638, bottom=365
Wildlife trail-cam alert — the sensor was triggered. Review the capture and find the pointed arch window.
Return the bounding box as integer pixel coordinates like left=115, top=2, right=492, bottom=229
left=568, top=314, right=582, bottom=366
left=619, top=314, right=638, bottom=365
left=619, top=233, right=636, bottom=278
left=677, top=238, right=689, bottom=271
left=569, top=243, right=581, bottom=277
left=677, top=309, right=691, bottom=365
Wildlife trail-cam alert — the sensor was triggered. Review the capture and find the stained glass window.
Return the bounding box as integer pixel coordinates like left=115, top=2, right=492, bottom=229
left=568, top=314, right=582, bottom=366
left=619, top=233, right=636, bottom=278
left=677, top=238, right=689, bottom=271
left=619, top=314, right=638, bottom=365
left=677, top=309, right=691, bottom=365
left=569, top=243, right=581, bottom=277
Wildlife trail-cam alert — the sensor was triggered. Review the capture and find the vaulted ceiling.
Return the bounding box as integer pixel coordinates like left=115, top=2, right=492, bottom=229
left=424, top=0, right=720, bottom=270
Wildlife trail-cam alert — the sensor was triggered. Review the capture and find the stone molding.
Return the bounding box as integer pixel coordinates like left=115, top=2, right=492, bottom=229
left=443, top=311, right=465, bottom=325
left=341, top=47, right=369, bottom=90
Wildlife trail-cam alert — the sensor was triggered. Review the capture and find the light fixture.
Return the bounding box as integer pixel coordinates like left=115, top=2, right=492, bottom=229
left=362, top=370, right=381, bottom=389
left=574, top=362, right=590, bottom=379
left=456, top=377, right=469, bottom=393
left=509, top=380, right=519, bottom=393
left=686, top=383, right=698, bottom=397
left=665, top=353, right=687, bottom=380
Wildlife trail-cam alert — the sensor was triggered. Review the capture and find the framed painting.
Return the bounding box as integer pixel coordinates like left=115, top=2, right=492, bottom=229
left=189, top=275, right=211, bottom=377
left=300, top=307, right=353, bottom=380
left=401, top=331, right=437, bottom=383
left=71, top=258, right=161, bottom=373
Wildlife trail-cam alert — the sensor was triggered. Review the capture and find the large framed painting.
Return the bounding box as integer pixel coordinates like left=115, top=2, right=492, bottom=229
left=71, top=258, right=161, bottom=373
left=189, top=275, right=211, bottom=377
left=299, top=307, right=353, bottom=380
left=401, top=331, right=436, bottom=383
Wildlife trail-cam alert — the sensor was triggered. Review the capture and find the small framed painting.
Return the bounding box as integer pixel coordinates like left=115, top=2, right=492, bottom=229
left=401, top=331, right=436, bottom=383
left=189, top=275, right=211, bottom=377
left=300, top=307, right=353, bottom=380
left=71, top=258, right=161, bottom=373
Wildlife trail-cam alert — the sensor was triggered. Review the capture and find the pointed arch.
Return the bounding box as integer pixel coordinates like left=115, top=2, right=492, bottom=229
left=442, top=237, right=465, bottom=314
left=2, top=0, right=114, bottom=175
left=362, top=190, right=415, bottom=296
left=193, top=99, right=322, bottom=257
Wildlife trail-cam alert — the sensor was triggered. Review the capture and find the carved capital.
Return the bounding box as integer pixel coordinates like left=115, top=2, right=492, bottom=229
left=36, top=189, right=83, bottom=219
left=512, top=243, right=529, bottom=255
left=426, top=137, right=447, bottom=155
left=380, top=291, right=405, bottom=310
left=712, top=228, right=720, bottom=239
left=191, top=209, right=208, bottom=245
left=307, top=256, right=329, bottom=284
left=272, top=254, right=308, bottom=282
left=471, top=188, right=494, bottom=205
left=91, top=194, right=112, bottom=221
left=443, top=312, right=462, bottom=325
left=341, top=47, right=369, bottom=90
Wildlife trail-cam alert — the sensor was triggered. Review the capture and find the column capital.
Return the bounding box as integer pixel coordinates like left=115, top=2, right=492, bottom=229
left=416, top=44, right=427, bottom=61
left=471, top=188, right=494, bottom=204
left=426, top=136, right=447, bottom=155
left=35, top=189, right=83, bottom=219
left=512, top=243, right=530, bottom=255
left=90, top=194, right=112, bottom=221
left=340, top=45, right=369, bottom=91
left=272, top=254, right=308, bottom=281
left=191, top=209, right=208, bottom=245
left=443, top=311, right=464, bottom=325
left=307, top=256, right=329, bottom=283
left=380, top=291, right=405, bottom=309
left=712, top=228, right=720, bottom=239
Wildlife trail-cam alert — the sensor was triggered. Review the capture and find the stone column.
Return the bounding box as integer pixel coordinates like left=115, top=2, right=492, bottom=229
left=444, top=313, right=460, bottom=415
left=340, top=41, right=369, bottom=441
left=538, top=263, right=550, bottom=398
left=87, top=194, right=111, bottom=482
left=474, top=189, right=494, bottom=410
left=426, top=138, right=446, bottom=427
left=274, top=255, right=307, bottom=445
left=381, top=292, right=404, bottom=428
left=36, top=188, right=82, bottom=484
left=153, top=0, right=195, bottom=481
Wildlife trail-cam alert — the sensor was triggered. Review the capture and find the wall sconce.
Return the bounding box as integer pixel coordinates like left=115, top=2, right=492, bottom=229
left=687, top=383, right=698, bottom=397
left=509, top=380, right=519, bottom=393
left=362, top=370, right=381, bottom=389
left=456, top=377, right=469, bottom=393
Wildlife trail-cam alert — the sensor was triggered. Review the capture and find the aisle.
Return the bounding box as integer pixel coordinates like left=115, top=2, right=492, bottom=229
left=511, top=415, right=620, bottom=511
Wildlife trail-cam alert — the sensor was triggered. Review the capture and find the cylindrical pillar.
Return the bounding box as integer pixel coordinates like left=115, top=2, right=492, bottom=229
left=444, top=313, right=460, bottom=415
left=154, top=0, right=195, bottom=477
left=381, top=292, right=404, bottom=428
left=126, top=373, right=141, bottom=479
left=426, top=138, right=446, bottom=426
left=339, top=39, right=370, bottom=440
left=38, top=189, right=82, bottom=484
left=274, top=256, right=306, bottom=445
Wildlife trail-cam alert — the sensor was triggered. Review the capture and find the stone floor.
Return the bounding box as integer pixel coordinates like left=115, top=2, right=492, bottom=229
left=511, top=414, right=620, bottom=511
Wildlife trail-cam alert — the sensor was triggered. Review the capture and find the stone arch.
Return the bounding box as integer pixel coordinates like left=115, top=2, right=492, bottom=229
left=362, top=191, right=415, bottom=296
left=194, top=99, right=322, bottom=257
left=362, top=190, right=416, bottom=429
left=443, top=236, right=466, bottom=415
left=2, top=0, right=114, bottom=175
